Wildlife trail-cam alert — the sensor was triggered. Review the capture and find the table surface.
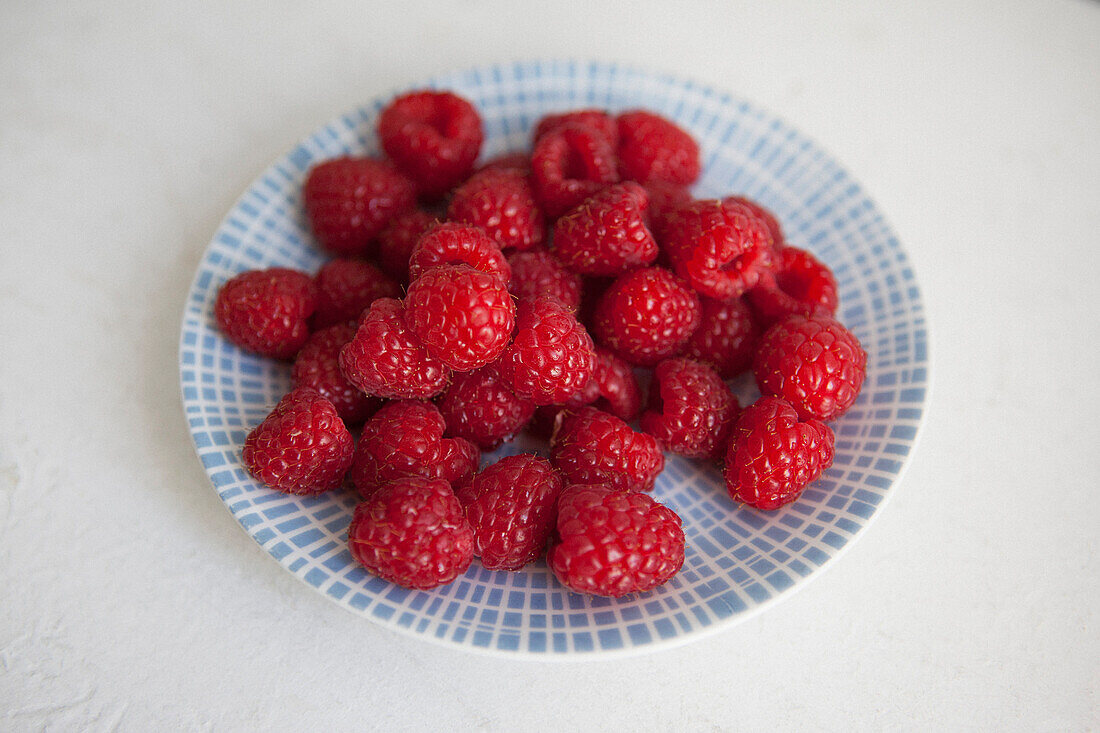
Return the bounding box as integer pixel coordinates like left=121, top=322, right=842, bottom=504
left=2, top=1, right=1097, bottom=730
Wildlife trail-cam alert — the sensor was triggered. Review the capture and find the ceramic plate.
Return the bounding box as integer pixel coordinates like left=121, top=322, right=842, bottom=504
left=179, top=60, right=930, bottom=657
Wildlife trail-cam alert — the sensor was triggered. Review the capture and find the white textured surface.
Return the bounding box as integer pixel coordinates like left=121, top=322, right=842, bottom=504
left=1, top=1, right=1097, bottom=730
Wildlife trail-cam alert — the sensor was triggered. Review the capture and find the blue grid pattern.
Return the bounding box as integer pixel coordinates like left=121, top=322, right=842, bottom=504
left=179, top=61, right=930, bottom=657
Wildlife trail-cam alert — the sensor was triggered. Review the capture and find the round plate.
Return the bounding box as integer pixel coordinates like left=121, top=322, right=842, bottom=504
left=179, top=60, right=930, bottom=657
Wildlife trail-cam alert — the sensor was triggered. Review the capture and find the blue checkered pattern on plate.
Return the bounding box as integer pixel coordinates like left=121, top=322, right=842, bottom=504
left=179, top=60, right=930, bottom=657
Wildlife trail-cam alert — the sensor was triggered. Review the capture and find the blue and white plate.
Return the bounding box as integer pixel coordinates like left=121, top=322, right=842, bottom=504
left=179, top=61, right=930, bottom=657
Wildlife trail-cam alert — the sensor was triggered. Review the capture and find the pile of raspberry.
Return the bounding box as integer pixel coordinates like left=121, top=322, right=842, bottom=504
left=215, top=90, right=866, bottom=597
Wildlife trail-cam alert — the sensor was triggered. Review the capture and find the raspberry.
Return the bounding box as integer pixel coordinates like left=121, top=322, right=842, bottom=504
left=349, top=400, right=479, bottom=499
left=455, top=454, right=564, bottom=570
left=311, top=258, right=400, bottom=329
left=436, top=366, right=536, bottom=450
left=495, top=295, right=596, bottom=406
left=592, top=267, right=701, bottom=367
left=643, top=180, right=693, bottom=235
left=616, top=110, right=700, bottom=186
left=291, top=323, right=381, bottom=425
left=565, top=347, right=642, bottom=422
left=550, top=406, right=665, bottom=493
left=682, top=296, right=758, bottom=379
left=447, top=168, right=546, bottom=252
left=723, top=397, right=834, bottom=510
left=214, top=267, right=316, bottom=360
left=547, top=484, right=684, bottom=597
left=476, top=151, right=531, bottom=175
left=302, top=157, right=416, bottom=256
left=339, top=298, right=450, bottom=399
left=348, top=476, right=474, bottom=589
left=753, top=315, right=867, bottom=422
left=377, top=90, right=484, bottom=198
left=552, top=182, right=659, bottom=276
left=533, top=109, right=618, bottom=147
left=506, top=250, right=582, bottom=312
left=242, top=388, right=354, bottom=495
left=747, top=246, right=838, bottom=328
left=725, top=195, right=785, bottom=249
left=376, top=209, right=438, bottom=284
left=407, top=222, right=511, bottom=284
left=662, top=197, right=774, bottom=299
left=404, top=264, right=516, bottom=371
left=641, top=358, right=739, bottom=459
left=530, top=123, right=619, bottom=219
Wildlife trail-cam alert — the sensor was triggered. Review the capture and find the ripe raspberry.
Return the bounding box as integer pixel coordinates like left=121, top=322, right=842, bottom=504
left=683, top=296, right=759, bottom=379
left=350, top=400, right=479, bottom=499
left=311, top=258, right=400, bottom=329
left=724, top=396, right=835, bottom=510
left=404, top=264, right=516, bottom=371
left=339, top=298, right=450, bottom=399
left=643, top=180, right=692, bottom=235
left=242, top=388, right=354, bottom=495
left=662, top=197, right=774, bottom=299
left=565, top=347, right=642, bottom=422
left=530, top=123, right=619, bottom=219
left=641, top=358, right=739, bottom=459
left=550, top=406, right=665, bottom=493
left=348, top=476, right=474, bottom=590
left=214, top=268, right=316, bottom=360
left=725, top=195, right=785, bottom=248
left=407, top=222, right=511, bottom=284
left=747, top=246, right=838, bottom=328
left=616, top=110, right=700, bottom=186
left=302, top=157, right=416, bottom=256
left=753, top=315, right=867, bottom=422
left=436, top=366, right=536, bottom=450
left=476, top=151, right=531, bottom=175
left=291, top=323, right=381, bottom=425
left=495, top=295, right=596, bottom=406
left=455, top=454, right=564, bottom=570
left=533, top=109, right=618, bottom=147
left=548, top=484, right=684, bottom=597
left=506, top=250, right=582, bottom=311
left=447, top=168, right=546, bottom=252
left=377, top=90, right=483, bottom=198
left=552, top=182, right=659, bottom=276
left=376, top=209, right=438, bottom=284
left=592, top=267, right=701, bottom=367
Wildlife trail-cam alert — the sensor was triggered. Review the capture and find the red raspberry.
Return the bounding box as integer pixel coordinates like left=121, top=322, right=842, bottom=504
left=724, top=396, right=835, bottom=510
left=476, top=151, right=531, bottom=175
left=530, top=123, right=619, bottom=220
left=592, top=267, right=701, bottom=367
left=662, top=197, right=774, bottom=299
left=302, top=157, right=416, bottom=256
left=350, top=400, right=479, bottom=499
left=311, top=258, right=400, bottom=329
left=290, top=323, right=381, bottom=425
left=552, top=182, right=659, bottom=276
left=506, top=250, right=582, bottom=312
left=407, top=222, right=511, bottom=284
left=214, top=268, right=316, bottom=360
left=747, top=246, right=838, bottom=328
left=725, top=195, right=785, bottom=248
left=404, top=264, right=516, bottom=372
left=641, top=358, right=739, bottom=459
left=376, top=209, right=438, bottom=284
left=348, top=476, right=474, bottom=590
left=447, top=168, right=546, bottom=252
left=339, top=298, right=450, bottom=399
left=753, top=315, right=867, bottom=422
left=550, top=406, right=665, bottom=493
left=548, top=484, right=684, bottom=597
left=643, top=180, right=693, bottom=235
left=377, top=90, right=484, bottom=198
left=242, top=388, right=354, bottom=495
left=565, top=347, right=643, bottom=422
left=616, top=110, right=700, bottom=186
left=533, top=109, right=618, bottom=147
left=683, top=296, right=759, bottom=379
left=436, top=366, right=536, bottom=450
left=495, top=295, right=596, bottom=406
left=455, top=454, right=564, bottom=570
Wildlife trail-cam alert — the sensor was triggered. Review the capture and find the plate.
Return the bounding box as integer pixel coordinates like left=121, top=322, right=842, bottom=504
left=179, top=60, right=930, bottom=657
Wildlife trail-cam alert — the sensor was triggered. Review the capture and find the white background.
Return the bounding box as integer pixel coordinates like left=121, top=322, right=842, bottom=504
left=2, top=1, right=1097, bottom=730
